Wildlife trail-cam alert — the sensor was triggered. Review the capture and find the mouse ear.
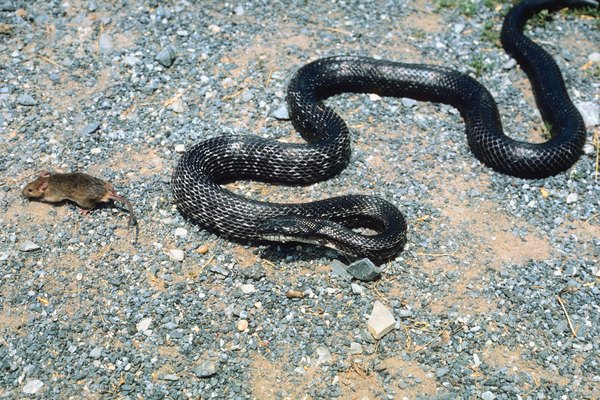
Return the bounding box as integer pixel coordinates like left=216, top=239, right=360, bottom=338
left=38, top=171, right=50, bottom=179
left=38, top=179, right=49, bottom=192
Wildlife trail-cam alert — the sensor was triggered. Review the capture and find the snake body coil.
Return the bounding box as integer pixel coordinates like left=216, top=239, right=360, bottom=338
left=173, top=0, right=595, bottom=260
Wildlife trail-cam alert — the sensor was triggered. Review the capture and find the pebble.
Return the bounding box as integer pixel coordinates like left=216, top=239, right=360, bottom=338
left=196, top=244, right=209, bottom=254
left=22, top=380, right=44, bottom=395
left=589, top=52, right=600, bottom=62
left=19, top=240, right=40, bottom=252
left=81, top=122, right=100, bottom=135
left=136, top=317, right=152, bottom=333
left=402, top=97, right=417, bottom=108
left=156, top=46, right=176, bottom=67
left=575, top=102, right=599, bottom=127
left=16, top=94, right=36, bottom=106
left=330, top=260, right=353, bottom=281
left=240, top=284, right=256, bottom=294
left=315, top=347, right=332, bottom=365
left=502, top=59, right=517, bottom=69
left=193, top=360, right=217, bottom=378
left=350, top=342, right=363, bottom=354
left=286, top=289, right=305, bottom=299
left=350, top=283, right=364, bottom=295
left=481, top=391, right=496, bottom=400
left=272, top=104, right=290, bottom=120
left=122, top=55, right=141, bottom=66
left=169, top=249, right=185, bottom=261
left=566, top=193, right=578, bottom=204
left=98, top=33, right=112, bottom=53
left=174, top=227, right=188, bottom=237
left=174, top=144, right=186, bottom=153
left=346, top=258, right=381, bottom=282
left=89, top=347, right=102, bottom=359
left=169, top=97, right=185, bottom=113
left=237, top=319, right=249, bottom=331
left=453, top=23, right=465, bottom=34
left=367, top=301, right=396, bottom=339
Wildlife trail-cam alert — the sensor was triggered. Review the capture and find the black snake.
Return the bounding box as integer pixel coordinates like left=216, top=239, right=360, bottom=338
left=172, top=0, right=595, bottom=260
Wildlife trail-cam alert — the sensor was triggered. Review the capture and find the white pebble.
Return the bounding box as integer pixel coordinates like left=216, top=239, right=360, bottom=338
left=240, top=284, right=256, bottom=294
left=174, top=144, right=186, bottom=153
left=23, top=380, right=44, bottom=395
left=19, top=240, right=40, bottom=252
left=575, top=102, right=599, bottom=127
left=315, top=346, right=332, bottom=365
left=169, top=249, right=185, bottom=261
left=174, top=228, right=188, bottom=237
left=90, top=147, right=101, bottom=155
left=589, top=52, right=600, bottom=63
left=369, top=93, right=381, bottom=101
left=367, top=301, right=396, bottom=339
left=566, top=193, right=578, bottom=204
left=136, top=317, right=152, bottom=333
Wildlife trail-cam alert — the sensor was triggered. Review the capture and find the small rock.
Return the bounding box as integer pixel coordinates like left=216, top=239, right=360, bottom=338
left=369, top=93, right=381, bottom=101
left=241, top=89, right=254, bottom=102
left=156, top=45, right=176, bottom=67
left=0, top=2, right=17, bottom=12
left=90, top=147, right=101, bottom=155
left=589, top=52, right=600, bottom=63
left=346, top=258, right=381, bottom=282
left=98, top=33, right=112, bottom=53
left=169, top=97, right=184, bottom=113
left=272, top=104, right=289, bottom=120
left=162, top=374, right=179, bottom=381
left=349, top=342, right=363, bottom=355
left=330, top=260, right=353, bottom=281
left=502, top=58, right=517, bottom=70
left=481, top=391, right=496, bottom=400
left=136, top=317, right=152, bottom=333
left=350, top=283, right=364, bottom=295
left=237, top=319, right=249, bottom=331
left=19, top=240, right=40, bottom=252
left=234, top=5, right=245, bottom=15
left=22, top=380, right=44, bottom=395
left=286, top=289, right=305, bottom=299
left=583, top=143, right=595, bottom=155
left=174, top=144, right=186, bottom=153
left=196, top=244, right=209, bottom=254
left=453, top=23, right=465, bottom=34
left=169, top=249, right=184, bottom=262
left=240, top=284, right=256, bottom=294
left=402, top=98, right=417, bottom=108
left=315, top=346, right=332, bottom=365
left=16, top=94, right=36, bottom=106
left=566, top=193, right=578, bottom=204
left=575, top=102, right=599, bottom=127
left=174, top=227, right=188, bottom=237
left=193, top=360, right=217, bottom=378
left=210, top=265, right=229, bottom=276
left=89, top=347, right=102, bottom=359
left=241, top=263, right=265, bottom=280
left=367, top=301, right=396, bottom=339
left=81, top=121, right=100, bottom=135
left=122, top=55, right=140, bottom=66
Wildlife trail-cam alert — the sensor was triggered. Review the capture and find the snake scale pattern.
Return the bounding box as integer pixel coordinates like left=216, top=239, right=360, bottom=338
left=173, top=0, right=596, bottom=260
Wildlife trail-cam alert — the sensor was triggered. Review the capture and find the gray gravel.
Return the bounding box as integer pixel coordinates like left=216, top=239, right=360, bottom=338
left=1, top=1, right=599, bottom=399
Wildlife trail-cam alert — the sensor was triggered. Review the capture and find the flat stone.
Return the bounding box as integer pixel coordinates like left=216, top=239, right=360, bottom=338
left=367, top=301, right=396, bottom=339
left=272, top=104, right=289, bottom=120
left=240, top=284, right=256, bottom=294
left=169, top=249, right=184, bottom=261
left=351, top=283, right=364, bottom=295
left=19, top=240, right=40, bottom=252
left=156, top=45, right=176, bottom=67
left=16, top=94, right=36, bottom=106
left=193, top=360, right=217, bottom=378
left=89, top=347, right=102, bottom=359
left=136, top=317, right=152, bottom=333
left=315, top=346, right=332, bottom=365
left=566, top=193, right=578, bottom=204
left=575, top=101, right=599, bottom=127
left=237, top=319, right=249, bottom=331
left=174, top=228, right=188, bottom=237
left=346, top=258, right=381, bottom=282
left=81, top=121, right=100, bottom=135
left=330, top=260, right=352, bottom=281
left=22, top=380, right=44, bottom=395
left=162, top=374, right=179, bottom=381
left=350, top=342, right=363, bottom=355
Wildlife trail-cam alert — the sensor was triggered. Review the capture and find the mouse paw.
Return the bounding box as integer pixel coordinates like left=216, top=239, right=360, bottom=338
left=79, top=209, right=92, bottom=216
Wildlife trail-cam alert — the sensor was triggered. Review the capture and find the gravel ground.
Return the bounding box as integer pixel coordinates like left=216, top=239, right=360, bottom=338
left=1, top=0, right=599, bottom=399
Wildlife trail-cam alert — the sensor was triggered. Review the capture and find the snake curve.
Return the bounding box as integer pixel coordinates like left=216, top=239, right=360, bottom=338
left=172, top=0, right=595, bottom=261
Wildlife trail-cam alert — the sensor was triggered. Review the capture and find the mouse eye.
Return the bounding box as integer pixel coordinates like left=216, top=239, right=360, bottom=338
left=27, top=188, right=33, bottom=192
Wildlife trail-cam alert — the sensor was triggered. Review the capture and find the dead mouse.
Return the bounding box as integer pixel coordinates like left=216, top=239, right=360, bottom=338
left=22, top=171, right=136, bottom=228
